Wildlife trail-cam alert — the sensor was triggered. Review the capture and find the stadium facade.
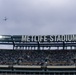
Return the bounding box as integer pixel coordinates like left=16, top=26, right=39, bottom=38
left=0, top=35, right=76, bottom=75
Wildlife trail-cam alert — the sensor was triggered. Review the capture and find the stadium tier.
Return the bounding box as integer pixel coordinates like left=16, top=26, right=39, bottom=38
left=0, top=49, right=76, bottom=66
left=0, top=35, right=76, bottom=75
left=0, top=49, right=76, bottom=75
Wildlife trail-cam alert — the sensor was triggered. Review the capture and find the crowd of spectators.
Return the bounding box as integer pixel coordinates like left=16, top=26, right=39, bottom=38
left=0, top=49, right=76, bottom=66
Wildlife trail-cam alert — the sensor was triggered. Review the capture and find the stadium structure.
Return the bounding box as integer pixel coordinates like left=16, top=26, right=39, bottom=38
left=0, top=35, right=76, bottom=75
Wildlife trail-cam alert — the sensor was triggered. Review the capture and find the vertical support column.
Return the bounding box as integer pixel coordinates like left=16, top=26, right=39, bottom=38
left=11, top=37, right=15, bottom=50
left=12, top=41, right=15, bottom=50
left=13, top=44, right=14, bottom=50
left=63, top=42, right=65, bottom=50
left=37, top=41, right=40, bottom=50
left=71, top=46, right=72, bottom=50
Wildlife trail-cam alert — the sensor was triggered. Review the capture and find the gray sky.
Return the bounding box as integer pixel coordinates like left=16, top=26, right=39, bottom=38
left=0, top=0, right=76, bottom=35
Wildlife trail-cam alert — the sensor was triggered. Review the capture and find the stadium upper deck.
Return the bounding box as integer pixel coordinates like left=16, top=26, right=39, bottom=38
left=0, top=35, right=76, bottom=75
left=0, top=35, right=76, bottom=50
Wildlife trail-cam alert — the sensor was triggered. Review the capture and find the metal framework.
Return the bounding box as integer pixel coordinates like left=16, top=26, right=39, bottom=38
left=0, top=35, right=76, bottom=50
left=0, top=65, right=76, bottom=75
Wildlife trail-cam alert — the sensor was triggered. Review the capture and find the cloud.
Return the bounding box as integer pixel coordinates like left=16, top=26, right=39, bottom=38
left=0, top=0, right=76, bottom=35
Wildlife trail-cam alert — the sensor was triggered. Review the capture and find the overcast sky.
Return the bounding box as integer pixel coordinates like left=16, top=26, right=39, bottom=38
left=0, top=0, right=76, bottom=35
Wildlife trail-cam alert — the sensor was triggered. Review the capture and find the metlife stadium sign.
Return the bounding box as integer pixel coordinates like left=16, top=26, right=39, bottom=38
left=0, top=35, right=76, bottom=50
left=21, top=35, right=76, bottom=42
left=0, top=35, right=76, bottom=42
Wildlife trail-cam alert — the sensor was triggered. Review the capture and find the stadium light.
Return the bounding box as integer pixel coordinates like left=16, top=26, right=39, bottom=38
left=0, top=36, right=3, bottom=39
